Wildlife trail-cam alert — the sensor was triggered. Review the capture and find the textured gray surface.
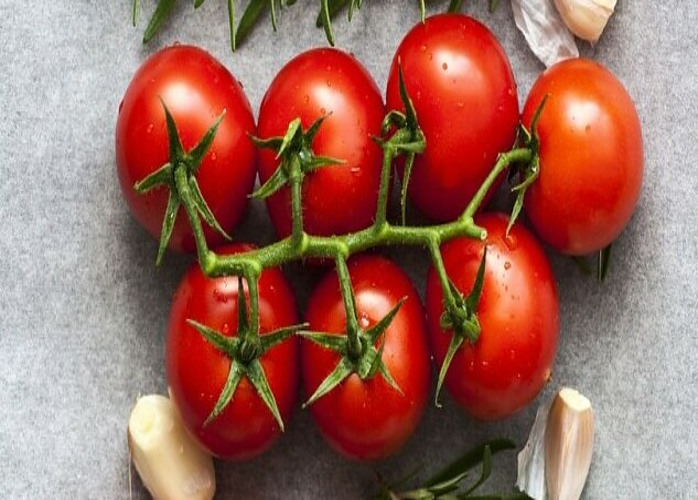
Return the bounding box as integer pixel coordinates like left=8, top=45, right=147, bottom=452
left=1, top=1, right=696, bottom=498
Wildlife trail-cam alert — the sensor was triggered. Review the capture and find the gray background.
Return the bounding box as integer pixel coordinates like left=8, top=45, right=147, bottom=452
left=1, top=1, right=696, bottom=498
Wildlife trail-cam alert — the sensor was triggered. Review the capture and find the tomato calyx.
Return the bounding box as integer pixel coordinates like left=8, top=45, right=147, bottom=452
left=376, top=64, right=426, bottom=226
left=433, top=247, right=488, bottom=407
left=300, top=258, right=405, bottom=407
left=507, top=94, right=549, bottom=235
left=253, top=114, right=344, bottom=243
left=186, top=276, right=307, bottom=430
left=133, top=100, right=231, bottom=265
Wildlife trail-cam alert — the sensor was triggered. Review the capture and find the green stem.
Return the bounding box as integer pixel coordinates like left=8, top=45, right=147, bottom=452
left=334, top=255, right=362, bottom=360
left=174, top=164, right=212, bottom=267
left=289, top=157, right=305, bottom=248
left=427, top=237, right=458, bottom=314
left=374, top=142, right=396, bottom=230
left=461, top=148, right=532, bottom=222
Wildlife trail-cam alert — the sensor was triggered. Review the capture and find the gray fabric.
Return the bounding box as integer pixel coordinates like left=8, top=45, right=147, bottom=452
left=0, top=1, right=696, bottom=498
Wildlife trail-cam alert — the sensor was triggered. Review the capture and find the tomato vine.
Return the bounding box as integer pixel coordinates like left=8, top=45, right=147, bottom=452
left=134, top=64, right=542, bottom=425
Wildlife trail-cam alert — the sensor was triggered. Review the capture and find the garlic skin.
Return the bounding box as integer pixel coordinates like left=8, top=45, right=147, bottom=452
left=128, top=394, right=216, bottom=500
left=544, top=388, right=594, bottom=500
left=553, top=0, right=617, bottom=43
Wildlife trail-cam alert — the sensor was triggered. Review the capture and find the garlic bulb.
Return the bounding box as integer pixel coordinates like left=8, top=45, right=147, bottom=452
left=553, top=0, right=617, bottom=42
left=544, top=388, right=595, bottom=500
left=128, top=394, right=216, bottom=500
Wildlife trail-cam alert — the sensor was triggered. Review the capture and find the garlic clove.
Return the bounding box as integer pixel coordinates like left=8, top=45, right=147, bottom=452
left=544, top=388, right=594, bottom=500
left=554, top=0, right=617, bottom=43
left=128, top=394, right=216, bottom=500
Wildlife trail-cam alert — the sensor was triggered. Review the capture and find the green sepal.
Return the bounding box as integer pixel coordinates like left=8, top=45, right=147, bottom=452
left=187, top=110, right=226, bottom=175
left=297, top=331, right=348, bottom=352
left=303, top=356, right=354, bottom=407
left=365, top=298, right=406, bottom=344
left=133, top=163, right=172, bottom=194
left=194, top=0, right=205, bottom=8
left=435, top=330, right=466, bottom=407
left=227, top=0, right=236, bottom=52
left=381, top=110, right=407, bottom=135
left=142, top=0, right=176, bottom=43
left=398, top=65, right=420, bottom=131
left=186, top=318, right=237, bottom=355
left=376, top=348, right=403, bottom=395
left=419, top=0, right=426, bottom=23
left=203, top=361, right=244, bottom=426
left=507, top=94, right=548, bottom=235
left=251, top=160, right=290, bottom=199
left=276, top=118, right=303, bottom=158
left=162, top=98, right=186, bottom=159
left=260, top=322, right=309, bottom=351
left=465, top=247, right=487, bottom=313
left=189, top=176, right=232, bottom=240
left=155, top=190, right=181, bottom=266
left=247, top=357, right=286, bottom=431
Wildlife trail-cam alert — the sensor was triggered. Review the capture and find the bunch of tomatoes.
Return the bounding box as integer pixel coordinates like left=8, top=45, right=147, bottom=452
left=116, top=13, right=643, bottom=464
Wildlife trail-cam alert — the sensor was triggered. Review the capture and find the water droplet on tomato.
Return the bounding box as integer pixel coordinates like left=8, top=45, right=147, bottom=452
left=221, top=323, right=230, bottom=335
left=211, top=152, right=217, bottom=161
left=350, top=167, right=361, bottom=176
left=146, top=123, right=154, bottom=134
left=504, top=234, right=517, bottom=250
left=585, top=124, right=591, bottom=132
left=442, top=62, right=448, bottom=71
left=320, top=107, right=326, bottom=115
left=420, top=44, right=427, bottom=52
left=326, top=80, right=332, bottom=87
left=457, top=102, right=464, bottom=109
left=504, top=261, right=511, bottom=270
left=303, top=95, right=310, bottom=104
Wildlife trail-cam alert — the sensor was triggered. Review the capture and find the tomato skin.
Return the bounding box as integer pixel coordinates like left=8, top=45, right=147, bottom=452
left=257, top=48, right=385, bottom=238
left=522, top=58, right=644, bottom=255
left=166, top=244, right=299, bottom=460
left=116, top=45, right=256, bottom=253
left=386, top=14, right=519, bottom=222
left=426, top=213, right=559, bottom=420
left=302, top=256, right=431, bottom=461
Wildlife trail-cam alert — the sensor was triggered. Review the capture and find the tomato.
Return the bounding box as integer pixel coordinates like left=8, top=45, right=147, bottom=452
left=522, top=58, right=644, bottom=255
left=426, top=213, right=559, bottom=420
left=386, top=14, right=519, bottom=222
left=257, top=48, right=385, bottom=238
left=166, top=244, right=299, bottom=460
left=116, top=45, right=256, bottom=253
left=302, top=256, right=431, bottom=460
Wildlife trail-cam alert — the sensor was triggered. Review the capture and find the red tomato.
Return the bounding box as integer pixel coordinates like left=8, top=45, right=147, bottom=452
left=386, top=14, right=519, bottom=222
left=426, top=213, right=559, bottom=420
left=116, top=45, right=256, bottom=253
left=166, top=244, right=299, bottom=460
left=302, top=256, right=431, bottom=461
left=257, top=48, right=385, bottom=237
left=522, top=58, right=643, bottom=255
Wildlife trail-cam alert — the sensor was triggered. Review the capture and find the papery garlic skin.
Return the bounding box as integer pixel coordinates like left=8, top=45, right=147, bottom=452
left=128, top=394, right=215, bottom=500
left=544, top=388, right=594, bottom=500
left=554, top=0, right=617, bottom=42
